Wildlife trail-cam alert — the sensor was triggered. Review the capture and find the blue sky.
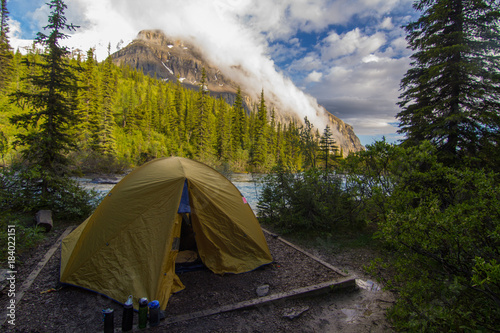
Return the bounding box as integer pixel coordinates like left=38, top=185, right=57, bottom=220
left=6, top=0, right=420, bottom=147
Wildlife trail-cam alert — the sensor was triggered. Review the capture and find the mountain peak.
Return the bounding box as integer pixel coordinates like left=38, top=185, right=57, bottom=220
left=112, top=30, right=364, bottom=155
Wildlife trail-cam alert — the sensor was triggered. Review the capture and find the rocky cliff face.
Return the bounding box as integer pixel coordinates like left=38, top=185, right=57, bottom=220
left=112, top=30, right=364, bottom=155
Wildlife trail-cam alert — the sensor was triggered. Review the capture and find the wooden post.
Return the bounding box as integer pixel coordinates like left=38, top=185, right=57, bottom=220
left=35, top=210, right=53, bottom=232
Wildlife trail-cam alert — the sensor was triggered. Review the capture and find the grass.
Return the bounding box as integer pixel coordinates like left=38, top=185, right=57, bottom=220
left=0, top=212, right=46, bottom=265
left=260, top=221, right=381, bottom=255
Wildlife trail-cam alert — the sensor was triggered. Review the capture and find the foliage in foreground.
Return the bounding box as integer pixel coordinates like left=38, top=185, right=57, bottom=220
left=259, top=140, right=500, bottom=331
left=0, top=163, right=101, bottom=221
left=257, top=164, right=364, bottom=234
left=0, top=214, right=45, bottom=264
left=358, top=142, right=500, bottom=331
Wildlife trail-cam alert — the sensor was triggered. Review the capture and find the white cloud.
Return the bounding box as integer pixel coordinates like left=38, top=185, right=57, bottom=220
left=305, top=70, right=323, bottom=83
left=288, top=54, right=323, bottom=72
left=321, top=29, right=387, bottom=62
left=379, top=17, right=394, bottom=30
left=362, top=54, right=381, bottom=63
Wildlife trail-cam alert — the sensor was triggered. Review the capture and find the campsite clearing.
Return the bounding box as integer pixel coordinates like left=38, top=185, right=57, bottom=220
left=1, top=226, right=394, bottom=332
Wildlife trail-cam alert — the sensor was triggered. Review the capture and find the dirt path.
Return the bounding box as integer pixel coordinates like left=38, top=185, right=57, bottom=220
left=1, top=226, right=394, bottom=332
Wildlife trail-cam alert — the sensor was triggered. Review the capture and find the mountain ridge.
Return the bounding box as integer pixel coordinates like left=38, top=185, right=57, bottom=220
left=112, top=30, right=364, bottom=155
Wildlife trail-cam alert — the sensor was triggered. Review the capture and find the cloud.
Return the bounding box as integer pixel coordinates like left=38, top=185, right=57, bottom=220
left=9, top=0, right=417, bottom=145
left=321, top=29, right=387, bottom=62
left=97, top=0, right=333, bottom=129
left=379, top=17, right=394, bottom=30
left=310, top=55, right=411, bottom=137
left=305, top=70, right=323, bottom=83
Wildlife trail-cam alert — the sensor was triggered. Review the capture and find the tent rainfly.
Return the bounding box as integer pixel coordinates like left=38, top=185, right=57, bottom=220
left=60, top=157, right=273, bottom=310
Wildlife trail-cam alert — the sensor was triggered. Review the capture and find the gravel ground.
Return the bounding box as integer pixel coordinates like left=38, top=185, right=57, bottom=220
left=1, top=225, right=394, bottom=332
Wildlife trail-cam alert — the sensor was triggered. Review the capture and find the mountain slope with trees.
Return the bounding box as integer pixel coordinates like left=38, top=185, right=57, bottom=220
left=111, top=29, right=364, bottom=156
left=0, top=28, right=343, bottom=174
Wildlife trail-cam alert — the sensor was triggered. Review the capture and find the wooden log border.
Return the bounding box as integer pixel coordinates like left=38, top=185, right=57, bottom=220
left=1, top=225, right=355, bottom=329
left=152, top=228, right=357, bottom=329
left=1, top=225, right=74, bottom=327
left=160, top=277, right=357, bottom=327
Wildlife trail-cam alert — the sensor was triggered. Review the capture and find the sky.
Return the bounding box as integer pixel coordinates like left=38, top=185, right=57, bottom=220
left=6, top=0, right=420, bottom=146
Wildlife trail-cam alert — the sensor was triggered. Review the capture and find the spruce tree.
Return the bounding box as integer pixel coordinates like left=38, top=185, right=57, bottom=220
left=196, top=67, right=210, bottom=155
left=78, top=48, right=100, bottom=148
left=0, top=0, right=12, bottom=91
left=319, top=125, right=337, bottom=170
left=97, top=49, right=117, bottom=156
left=397, top=0, right=500, bottom=167
left=231, top=87, right=245, bottom=151
left=216, top=98, right=232, bottom=162
left=251, top=90, right=269, bottom=167
left=10, top=0, right=79, bottom=180
left=300, top=117, right=318, bottom=168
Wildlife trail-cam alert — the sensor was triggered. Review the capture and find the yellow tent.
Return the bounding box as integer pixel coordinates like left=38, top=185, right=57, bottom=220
left=60, top=157, right=272, bottom=310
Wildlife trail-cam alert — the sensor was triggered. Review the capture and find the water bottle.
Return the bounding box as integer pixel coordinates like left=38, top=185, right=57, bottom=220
left=102, top=308, right=114, bottom=333
left=122, top=295, right=134, bottom=331
left=138, top=297, right=148, bottom=329
left=148, top=300, right=160, bottom=327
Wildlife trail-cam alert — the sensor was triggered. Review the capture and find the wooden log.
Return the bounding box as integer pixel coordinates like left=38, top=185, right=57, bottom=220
left=262, top=228, right=349, bottom=277
left=159, top=277, right=357, bottom=327
left=35, top=210, right=53, bottom=232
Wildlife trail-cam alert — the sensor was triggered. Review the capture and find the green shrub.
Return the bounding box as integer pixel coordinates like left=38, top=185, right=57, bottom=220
left=0, top=215, right=45, bottom=264
left=257, top=164, right=363, bottom=234
left=0, top=163, right=100, bottom=221
left=370, top=143, right=500, bottom=331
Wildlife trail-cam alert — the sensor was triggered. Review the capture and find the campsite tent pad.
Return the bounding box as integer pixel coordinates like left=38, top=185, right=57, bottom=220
left=60, top=157, right=273, bottom=310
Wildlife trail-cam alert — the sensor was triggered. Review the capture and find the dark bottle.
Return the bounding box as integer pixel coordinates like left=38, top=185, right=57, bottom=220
left=148, top=300, right=160, bottom=327
left=122, top=295, right=134, bottom=332
left=102, top=308, right=114, bottom=333
left=138, top=297, right=148, bottom=329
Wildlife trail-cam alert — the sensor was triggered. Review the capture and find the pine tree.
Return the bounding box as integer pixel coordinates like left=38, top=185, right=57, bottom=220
left=231, top=87, right=246, bottom=151
left=269, top=108, right=277, bottom=157
left=97, top=47, right=116, bottom=156
left=196, top=67, right=210, bottom=155
left=300, top=117, right=319, bottom=168
left=397, top=0, right=500, bottom=167
left=174, top=76, right=186, bottom=141
left=319, top=125, right=337, bottom=170
left=78, top=48, right=100, bottom=148
left=216, top=98, right=232, bottom=162
left=10, top=0, right=80, bottom=180
left=0, top=0, right=12, bottom=91
left=251, top=90, right=269, bottom=167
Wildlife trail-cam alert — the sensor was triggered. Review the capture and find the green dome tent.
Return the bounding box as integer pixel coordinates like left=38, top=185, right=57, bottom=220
left=60, top=157, right=272, bottom=310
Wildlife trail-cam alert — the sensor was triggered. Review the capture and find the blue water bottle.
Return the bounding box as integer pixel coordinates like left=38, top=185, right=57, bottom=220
left=148, top=300, right=160, bottom=327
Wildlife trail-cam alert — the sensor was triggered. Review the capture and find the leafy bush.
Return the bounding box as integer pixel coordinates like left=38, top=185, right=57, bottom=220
left=0, top=163, right=100, bottom=221
left=0, top=215, right=45, bottom=263
left=369, top=142, right=500, bottom=331
left=258, top=164, right=363, bottom=233
left=340, top=139, right=400, bottom=225
left=71, top=150, right=130, bottom=175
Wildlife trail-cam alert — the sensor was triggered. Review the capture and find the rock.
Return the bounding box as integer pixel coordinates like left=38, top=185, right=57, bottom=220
left=356, top=279, right=381, bottom=291
left=256, top=284, right=270, bottom=297
left=283, top=306, right=310, bottom=320
left=91, top=177, right=120, bottom=184
left=341, top=308, right=358, bottom=322
left=35, top=210, right=53, bottom=232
